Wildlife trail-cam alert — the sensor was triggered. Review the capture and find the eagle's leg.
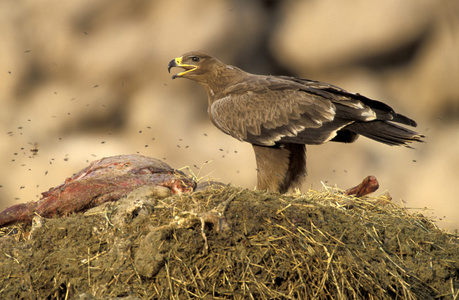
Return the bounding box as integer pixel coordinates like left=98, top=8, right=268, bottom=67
left=252, top=143, right=306, bottom=193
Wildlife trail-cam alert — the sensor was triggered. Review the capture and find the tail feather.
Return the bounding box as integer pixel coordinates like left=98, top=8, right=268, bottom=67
left=346, top=121, right=424, bottom=147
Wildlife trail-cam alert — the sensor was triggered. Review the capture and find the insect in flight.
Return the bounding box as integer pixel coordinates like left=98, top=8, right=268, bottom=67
left=29, top=142, right=39, bottom=156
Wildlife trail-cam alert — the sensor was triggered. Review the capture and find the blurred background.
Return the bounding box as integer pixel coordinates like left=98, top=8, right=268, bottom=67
left=1, top=0, right=458, bottom=231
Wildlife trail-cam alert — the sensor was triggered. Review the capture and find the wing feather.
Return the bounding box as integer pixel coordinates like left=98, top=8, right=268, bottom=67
left=209, top=74, right=418, bottom=147
left=210, top=77, right=336, bottom=146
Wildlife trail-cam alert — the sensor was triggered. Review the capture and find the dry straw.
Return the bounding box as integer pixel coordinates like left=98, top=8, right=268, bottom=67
left=1, top=185, right=458, bottom=299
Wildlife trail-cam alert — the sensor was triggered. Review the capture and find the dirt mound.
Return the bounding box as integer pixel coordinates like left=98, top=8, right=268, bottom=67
left=1, top=186, right=458, bottom=299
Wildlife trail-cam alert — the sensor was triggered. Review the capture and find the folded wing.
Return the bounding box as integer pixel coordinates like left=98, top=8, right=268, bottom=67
left=210, top=75, right=423, bottom=147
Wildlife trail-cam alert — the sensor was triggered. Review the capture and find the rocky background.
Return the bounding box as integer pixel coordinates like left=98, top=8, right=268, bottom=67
left=1, top=0, right=458, bottom=230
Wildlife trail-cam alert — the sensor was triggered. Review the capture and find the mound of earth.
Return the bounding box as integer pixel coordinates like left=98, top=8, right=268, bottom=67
left=1, top=185, right=458, bottom=299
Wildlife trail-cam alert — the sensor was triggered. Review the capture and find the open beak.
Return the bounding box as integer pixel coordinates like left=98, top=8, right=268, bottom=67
left=168, top=57, right=197, bottom=79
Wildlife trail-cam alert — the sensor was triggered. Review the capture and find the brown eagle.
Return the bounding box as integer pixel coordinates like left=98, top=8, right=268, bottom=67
left=168, top=51, right=424, bottom=193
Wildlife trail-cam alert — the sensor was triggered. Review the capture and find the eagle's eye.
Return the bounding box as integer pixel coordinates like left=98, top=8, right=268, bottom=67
left=191, top=56, right=200, bottom=62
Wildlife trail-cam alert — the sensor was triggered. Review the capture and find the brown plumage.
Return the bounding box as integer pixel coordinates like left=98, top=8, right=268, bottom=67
left=168, top=51, right=424, bottom=193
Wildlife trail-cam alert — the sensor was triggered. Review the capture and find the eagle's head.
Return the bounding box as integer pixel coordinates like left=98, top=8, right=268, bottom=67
left=167, top=51, right=217, bottom=80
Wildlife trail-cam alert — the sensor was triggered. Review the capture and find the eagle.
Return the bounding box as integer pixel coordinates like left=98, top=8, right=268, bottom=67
left=168, top=51, right=424, bottom=193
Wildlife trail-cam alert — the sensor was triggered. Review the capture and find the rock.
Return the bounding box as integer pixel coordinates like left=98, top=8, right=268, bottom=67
left=134, top=228, right=172, bottom=278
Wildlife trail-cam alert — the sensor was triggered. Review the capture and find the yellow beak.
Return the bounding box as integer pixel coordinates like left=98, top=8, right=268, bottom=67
left=168, top=57, right=197, bottom=79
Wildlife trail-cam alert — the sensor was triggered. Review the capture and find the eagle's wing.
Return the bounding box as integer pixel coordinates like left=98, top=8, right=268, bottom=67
left=282, top=76, right=418, bottom=126
left=210, top=76, right=381, bottom=146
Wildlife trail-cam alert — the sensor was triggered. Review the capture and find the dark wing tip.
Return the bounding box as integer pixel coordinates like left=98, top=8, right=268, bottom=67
left=392, top=113, right=418, bottom=127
